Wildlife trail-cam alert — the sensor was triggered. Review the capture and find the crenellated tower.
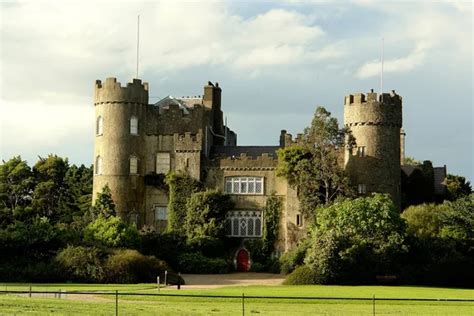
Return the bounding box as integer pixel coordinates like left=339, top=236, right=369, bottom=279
left=344, top=90, right=403, bottom=209
left=93, top=77, right=149, bottom=223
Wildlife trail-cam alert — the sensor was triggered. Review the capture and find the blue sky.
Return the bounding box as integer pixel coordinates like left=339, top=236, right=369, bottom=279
left=1, top=0, right=472, bottom=181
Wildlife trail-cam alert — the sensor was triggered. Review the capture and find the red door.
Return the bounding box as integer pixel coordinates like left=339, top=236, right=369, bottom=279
left=236, top=248, right=250, bottom=272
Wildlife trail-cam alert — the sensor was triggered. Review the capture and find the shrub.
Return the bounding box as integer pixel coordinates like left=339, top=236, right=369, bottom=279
left=249, top=262, right=265, bottom=272
left=283, top=265, right=317, bottom=285
left=105, top=249, right=169, bottom=283
left=187, top=236, right=225, bottom=258
left=280, top=239, right=310, bottom=274
left=184, top=189, right=233, bottom=240
left=0, top=260, right=62, bottom=282
left=84, top=215, right=140, bottom=249
left=140, top=232, right=188, bottom=268
left=177, top=252, right=228, bottom=274
left=56, top=245, right=105, bottom=283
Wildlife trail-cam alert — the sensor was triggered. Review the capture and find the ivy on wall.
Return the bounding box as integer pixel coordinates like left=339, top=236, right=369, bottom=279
left=262, top=193, right=282, bottom=255
left=165, top=172, right=200, bottom=234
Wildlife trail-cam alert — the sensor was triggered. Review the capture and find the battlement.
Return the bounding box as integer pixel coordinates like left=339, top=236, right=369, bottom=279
left=94, top=77, right=149, bottom=105
left=344, top=90, right=402, bottom=106
left=211, top=153, right=278, bottom=170
left=174, top=130, right=203, bottom=152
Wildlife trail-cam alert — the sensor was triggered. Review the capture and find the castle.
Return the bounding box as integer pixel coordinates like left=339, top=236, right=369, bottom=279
left=92, top=78, right=403, bottom=254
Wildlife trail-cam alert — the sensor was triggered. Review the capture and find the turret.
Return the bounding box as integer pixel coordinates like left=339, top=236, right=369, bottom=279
left=344, top=89, right=403, bottom=209
left=92, top=77, right=149, bottom=223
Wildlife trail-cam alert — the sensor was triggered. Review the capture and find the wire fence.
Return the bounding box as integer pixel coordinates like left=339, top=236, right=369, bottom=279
left=1, top=288, right=473, bottom=315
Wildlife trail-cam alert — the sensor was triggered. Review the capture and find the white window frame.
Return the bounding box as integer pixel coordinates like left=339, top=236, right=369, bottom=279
left=358, top=183, right=367, bottom=194
left=357, top=146, right=366, bottom=157
left=225, top=210, right=262, bottom=237
left=95, top=156, right=103, bottom=175
left=130, top=116, right=138, bottom=135
left=156, top=152, right=171, bottom=174
left=130, top=156, right=138, bottom=175
left=96, top=116, right=103, bottom=136
left=224, top=177, right=264, bottom=195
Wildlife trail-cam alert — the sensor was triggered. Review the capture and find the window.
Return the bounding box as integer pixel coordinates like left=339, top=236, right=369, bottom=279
left=225, top=177, right=264, bottom=195
left=155, top=206, right=167, bottom=220
left=358, top=183, right=367, bottom=194
left=357, top=146, right=366, bottom=157
left=154, top=206, right=167, bottom=233
left=296, top=214, right=303, bottom=227
left=129, top=212, right=138, bottom=228
left=130, top=116, right=138, bottom=135
left=225, top=210, right=262, bottom=237
left=130, top=156, right=138, bottom=174
left=156, top=152, right=170, bottom=174
left=96, top=116, right=103, bottom=135
left=95, top=156, right=102, bottom=175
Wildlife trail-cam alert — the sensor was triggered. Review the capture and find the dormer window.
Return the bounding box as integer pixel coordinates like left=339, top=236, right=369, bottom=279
left=96, top=116, right=103, bottom=136
left=130, top=116, right=138, bottom=135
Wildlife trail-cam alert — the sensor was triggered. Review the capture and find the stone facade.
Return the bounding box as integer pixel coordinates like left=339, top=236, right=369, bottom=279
left=93, top=78, right=403, bottom=253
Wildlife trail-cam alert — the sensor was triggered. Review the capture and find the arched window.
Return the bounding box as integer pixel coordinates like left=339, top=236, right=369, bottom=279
left=95, top=156, right=103, bottom=175
left=130, top=116, right=138, bottom=135
left=96, top=116, right=103, bottom=135
left=130, top=156, right=138, bottom=174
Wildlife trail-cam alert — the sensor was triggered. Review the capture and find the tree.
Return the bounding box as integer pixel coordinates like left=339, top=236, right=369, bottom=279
left=304, top=194, right=407, bottom=284
left=0, top=156, right=34, bottom=224
left=277, top=107, right=353, bottom=218
left=401, top=203, right=446, bottom=238
left=32, top=155, right=70, bottom=221
left=445, top=174, right=472, bottom=201
left=184, top=189, right=233, bottom=240
left=91, top=185, right=116, bottom=219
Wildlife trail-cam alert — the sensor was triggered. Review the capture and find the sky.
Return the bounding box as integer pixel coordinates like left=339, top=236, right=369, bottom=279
left=0, top=0, right=472, bottom=181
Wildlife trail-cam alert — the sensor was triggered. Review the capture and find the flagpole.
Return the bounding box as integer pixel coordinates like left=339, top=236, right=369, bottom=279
left=136, top=15, right=140, bottom=79
left=380, top=37, right=384, bottom=101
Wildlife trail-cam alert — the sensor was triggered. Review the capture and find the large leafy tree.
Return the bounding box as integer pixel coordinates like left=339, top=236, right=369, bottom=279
left=277, top=107, right=353, bottom=217
left=0, top=156, right=34, bottom=224
left=32, top=155, right=71, bottom=221
left=305, top=194, right=407, bottom=284
left=445, top=174, right=472, bottom=201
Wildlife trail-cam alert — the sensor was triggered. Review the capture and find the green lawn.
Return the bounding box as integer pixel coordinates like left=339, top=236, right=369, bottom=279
left=0, top=283, right=473, bottom=315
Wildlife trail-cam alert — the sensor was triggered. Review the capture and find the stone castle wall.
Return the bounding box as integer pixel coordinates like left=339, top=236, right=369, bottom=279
left=93, top=78, right=148, bottom=219
left=344, top=91, right=402, bottom=208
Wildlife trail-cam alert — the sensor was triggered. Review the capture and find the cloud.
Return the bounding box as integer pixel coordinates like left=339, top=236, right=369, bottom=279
left=356, top=42, right=427, bottom=78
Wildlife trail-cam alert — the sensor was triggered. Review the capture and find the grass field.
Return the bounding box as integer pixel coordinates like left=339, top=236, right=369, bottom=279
left=0, top=283, right=473, bottom=315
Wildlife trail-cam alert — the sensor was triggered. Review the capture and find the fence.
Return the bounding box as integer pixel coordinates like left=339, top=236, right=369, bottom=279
left=1, top=289, right=473, bottom=315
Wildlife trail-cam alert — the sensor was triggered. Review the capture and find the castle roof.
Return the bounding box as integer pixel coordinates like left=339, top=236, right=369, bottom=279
left=154, top=95, right=203, bottom=114
left=211, top=146, right=280, bottom=159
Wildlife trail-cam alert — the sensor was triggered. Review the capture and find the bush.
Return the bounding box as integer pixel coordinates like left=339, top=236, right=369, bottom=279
left=280, top=239, right=310, bottom=274
left=84, top=215, right=140, bottom=249
left=56, top=246, right=105, bottom=283
left=187, top=236, right=225, bottom=258
left=140, top=232, right=188, bottom=268
left=105, top=249, right=169, bottom=283
left=283, top=265, right=317, bottom=285
left=0, top=260, right=63, bottom=282
left=249, top=262, right=266, bottom=272
left=177, top=252, right=228, bottom=274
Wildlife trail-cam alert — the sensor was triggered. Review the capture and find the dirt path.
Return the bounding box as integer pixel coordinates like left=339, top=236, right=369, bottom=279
left=176, top=272, right=284, bottom=289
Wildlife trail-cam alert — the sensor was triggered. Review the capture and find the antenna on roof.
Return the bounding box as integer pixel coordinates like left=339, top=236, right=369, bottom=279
left=380, top=37, right=384, bottom=102
left=136, top=15, right=140, bottom=79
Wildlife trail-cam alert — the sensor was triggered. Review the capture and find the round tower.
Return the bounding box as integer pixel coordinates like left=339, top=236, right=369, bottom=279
left=92, top=77, right=149, bottom=222
left=343, top=90, right=402, bottom=209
